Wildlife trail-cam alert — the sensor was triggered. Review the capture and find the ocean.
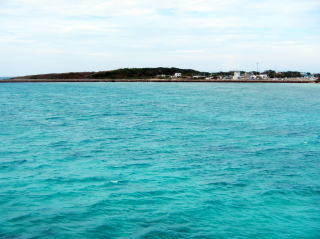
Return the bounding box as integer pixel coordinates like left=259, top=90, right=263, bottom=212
left=0, top=83, right=319, bottom=239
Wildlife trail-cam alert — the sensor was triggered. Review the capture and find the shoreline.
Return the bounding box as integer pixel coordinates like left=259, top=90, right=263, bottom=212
left=0, top=78, right=317, bottom=83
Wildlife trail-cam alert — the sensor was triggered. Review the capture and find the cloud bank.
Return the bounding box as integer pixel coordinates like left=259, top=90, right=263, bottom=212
left=1, top=0, right=319, bottom=75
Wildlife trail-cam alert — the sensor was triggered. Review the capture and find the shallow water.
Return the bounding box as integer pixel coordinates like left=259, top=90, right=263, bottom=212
left=0, top=83, right=319, bottom=239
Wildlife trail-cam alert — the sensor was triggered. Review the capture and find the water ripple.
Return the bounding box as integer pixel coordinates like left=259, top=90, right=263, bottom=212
left=0, top=83, right=320, bottom=238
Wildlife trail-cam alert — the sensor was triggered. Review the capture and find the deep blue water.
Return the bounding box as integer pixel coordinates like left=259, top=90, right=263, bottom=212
left=0, top=83, right=319, bottom=239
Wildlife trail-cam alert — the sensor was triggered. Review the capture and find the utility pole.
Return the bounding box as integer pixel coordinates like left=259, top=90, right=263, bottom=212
left=256, top=62, right=260, bottom=73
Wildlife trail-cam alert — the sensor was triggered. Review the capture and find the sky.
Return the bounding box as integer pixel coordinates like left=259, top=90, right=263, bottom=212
left=1, top=0, right=320, bottom=76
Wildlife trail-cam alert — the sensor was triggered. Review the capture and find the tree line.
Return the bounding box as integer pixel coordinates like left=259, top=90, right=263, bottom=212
left=15, top=67, right=319, bottom=80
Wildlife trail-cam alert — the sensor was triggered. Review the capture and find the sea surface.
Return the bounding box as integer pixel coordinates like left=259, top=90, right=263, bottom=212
left=0, top=83, right=319, bottom=239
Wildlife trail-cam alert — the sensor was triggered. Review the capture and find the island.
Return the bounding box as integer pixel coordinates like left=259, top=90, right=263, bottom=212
left=1, top=67, right=319, bottom=83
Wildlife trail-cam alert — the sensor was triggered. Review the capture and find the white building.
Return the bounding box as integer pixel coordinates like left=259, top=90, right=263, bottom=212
left=173, top=73, right=182, bottom=78
left=249, top=74, right=257, bottom=80
left=233, top=72, right=241, bottom=80
left=259, top=74, right=268, bottom=79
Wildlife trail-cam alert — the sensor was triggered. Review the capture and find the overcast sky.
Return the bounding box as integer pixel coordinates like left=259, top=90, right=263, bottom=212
left=1, top=0, right=319, bottom=76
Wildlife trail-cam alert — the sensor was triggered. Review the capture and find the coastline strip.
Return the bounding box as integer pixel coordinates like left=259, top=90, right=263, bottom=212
left=0, top=79, right=317, bottom=83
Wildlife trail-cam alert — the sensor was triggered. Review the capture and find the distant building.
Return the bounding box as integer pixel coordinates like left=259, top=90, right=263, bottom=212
left=249, top=74, right=257, bottom=80
left=157, top=74, right=170, bottom=78
left=173, top=73, right=182, bottom=78
left=302, top=72, right=313, bottom=78
left=193, top=75, right=206, bottom=79
left=223, top=76, right=233, bottom=80
left=259, top=74, right=268, bottom=79
left=233, top=72, right=241, bottom=80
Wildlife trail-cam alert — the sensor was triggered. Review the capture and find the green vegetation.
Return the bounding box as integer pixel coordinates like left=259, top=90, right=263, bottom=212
left=263, top=70, right=302, bottom=78
left=16, top=68, right=209, bottom=80
left=14, top=67, right=318, bottom=80
left=210, top=71, right=246, bottom=78
left=18, top=72, right=94, bottom=80
left=89, top=67, right=211, bottom=79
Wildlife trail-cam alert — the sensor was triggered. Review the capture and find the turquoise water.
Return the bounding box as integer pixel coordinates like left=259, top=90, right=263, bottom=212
left=0, top=83, right=319, bottom=239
